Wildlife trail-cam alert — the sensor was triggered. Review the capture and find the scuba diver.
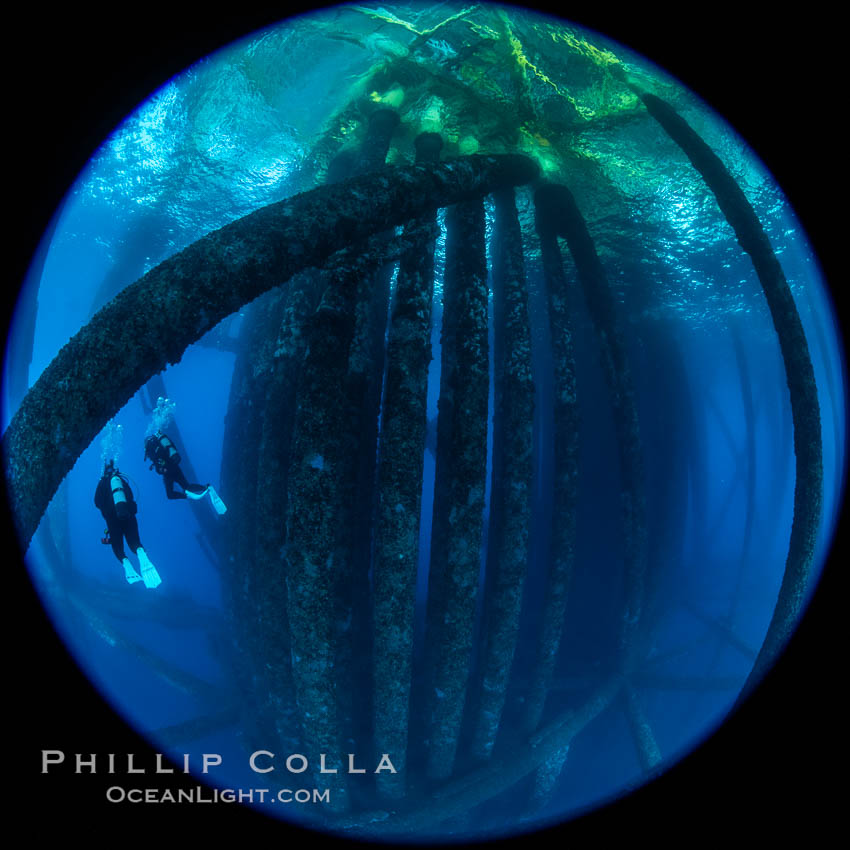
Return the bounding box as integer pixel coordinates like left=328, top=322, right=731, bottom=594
left=95, top=459, right=161, bottom=588
left=144, top=430, right=227, bottom=515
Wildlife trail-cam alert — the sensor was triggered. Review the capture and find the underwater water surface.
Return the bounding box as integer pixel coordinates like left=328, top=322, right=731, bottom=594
left=4, top=2, right=846, bottom=844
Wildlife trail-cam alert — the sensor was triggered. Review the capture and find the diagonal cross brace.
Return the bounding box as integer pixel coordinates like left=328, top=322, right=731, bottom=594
left=3, top=154, right=539, bottom=550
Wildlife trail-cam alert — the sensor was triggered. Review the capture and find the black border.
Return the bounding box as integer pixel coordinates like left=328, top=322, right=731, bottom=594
left=7, top=2, right=845, bottom=845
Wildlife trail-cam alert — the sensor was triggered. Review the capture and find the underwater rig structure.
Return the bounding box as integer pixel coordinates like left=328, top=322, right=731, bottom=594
left=3, top=15, right=823, bottom=837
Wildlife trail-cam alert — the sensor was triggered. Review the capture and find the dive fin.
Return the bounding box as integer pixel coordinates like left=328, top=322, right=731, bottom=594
left=122, top=557, right=143, bottom=585
left=136, top=548, right=162, bottom=589
left=185, top=486, right=209, bottom=501
left=207, top=485, right=227, bottom=515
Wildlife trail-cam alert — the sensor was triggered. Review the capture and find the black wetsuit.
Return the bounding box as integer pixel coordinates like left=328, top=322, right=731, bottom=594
left=94, top=471, right=142, bottom=561
left=145, top=432, right=206, bottom=500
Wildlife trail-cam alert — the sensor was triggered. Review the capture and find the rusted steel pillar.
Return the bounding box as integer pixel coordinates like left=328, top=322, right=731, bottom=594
left=218, top=290, right=289, bottom=748
left=250, top=274, right=321, bottom=744
left=637, top=91, right=823, bottom=701
left=424, top=196, right=489, bottom=780
left=251, top=146, right=364, bottom=752
left=284, top=247, right=382, bottom=812
left=524, top=187, right=580, bottom=734
left=624, top=685, right=662, bottom=774
left=336, top=110, right=402, bottom=757
left=220, top=292, right=286, bottom=574
left=469, top=186, right=534, bottom=760
left=373, top=131, right=443, bottom=799
left=539, top=183, right=647, bottom=663
left=281, top=110, right=404, bottom=805
left=355, top=108, right=401, bottom=173
left=529, top=744, right=571, bottom=810
left=284, top=225, right=444, bottom=809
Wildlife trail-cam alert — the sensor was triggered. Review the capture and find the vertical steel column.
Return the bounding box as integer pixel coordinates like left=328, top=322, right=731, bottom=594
left=252, top=148, right=362, bottom=751
left=624, top=685, right=662, bottom=773
left=335, top=109, right=400, bottom=756
left=470, top=186, right=535, bottom=759
left=541, top=183, right=647, bottom=663
left=424, top=196, right=489, bottom=780
left=284, top=250, right=378, bottom=812
left=282, top=112, right=401, bottom=808
left=373, top=132, right=443, bottom=799
left=524, top=186, right=581, bottom=734
left=638, top=91, right=823, bottom=701
left=219, top=290, right=289, bottom=749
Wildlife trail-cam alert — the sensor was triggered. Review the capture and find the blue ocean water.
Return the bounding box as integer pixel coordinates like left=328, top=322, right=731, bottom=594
left=3, top=2, right=846, bottom=843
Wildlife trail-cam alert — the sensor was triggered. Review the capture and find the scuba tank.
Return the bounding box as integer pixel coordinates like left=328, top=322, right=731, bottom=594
left=147, top=432, right=181, bottom=472
left=111, top=475, right=127, bottom=503
left=157, top=432, right=180, bottom=464
left=110, top=472, right=136, bottom=519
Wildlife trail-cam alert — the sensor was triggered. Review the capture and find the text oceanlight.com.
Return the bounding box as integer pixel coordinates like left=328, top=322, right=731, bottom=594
left=106, top=786, right=329, bottom=804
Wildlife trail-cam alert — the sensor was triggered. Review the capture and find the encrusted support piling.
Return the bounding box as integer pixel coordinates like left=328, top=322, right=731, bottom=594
left=252, top=147, right=365, bottom=756
left=524, top=189, right=580, bottom=734
left=528, top=744, right=570, bottom=810
left=218, top=290, right=289, bottom=746
left=469, top=186, right=534, bottom=760
left=623, top=685, right=662, bottom=774
left=2, top=153, right=539, bottom=550
left=220, top=291, right=288, bottom=581
left=373, top=131, right=443, bottom=799
left=284, top=257, right=364, bottom=813
left=336, top=109, right=401, bottom=756
left=538, top=183, right=647, bottom=664
left=730, top=316, right=758, bottom=582
left=637, top=91, right=823, bottom=701
left=424, top=197, right=489, bottom=780
left=285, top=230, right=442, bottom=811
left=355, top=108, right=401, bottom=173
left=250, top=272, right=323, bottom=732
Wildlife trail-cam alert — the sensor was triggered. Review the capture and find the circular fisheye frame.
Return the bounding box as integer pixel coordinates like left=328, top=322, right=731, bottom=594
left=4, top=2, right=844, bottom=844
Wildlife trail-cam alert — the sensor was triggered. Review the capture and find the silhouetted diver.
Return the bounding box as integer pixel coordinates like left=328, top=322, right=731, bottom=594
left=95, top=459, right=161, bottom=588
left=144, top=431, right=227, bottom=514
